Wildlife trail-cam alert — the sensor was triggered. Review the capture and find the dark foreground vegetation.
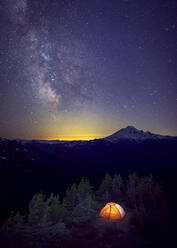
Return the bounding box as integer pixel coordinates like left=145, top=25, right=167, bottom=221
left=0, top=173, right=172, bottom=248
left=0, top=137, right=177, bottom=247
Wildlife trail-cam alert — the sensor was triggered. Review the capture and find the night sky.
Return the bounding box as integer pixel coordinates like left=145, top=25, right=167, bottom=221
left=0, top=0, right=177, bottom=140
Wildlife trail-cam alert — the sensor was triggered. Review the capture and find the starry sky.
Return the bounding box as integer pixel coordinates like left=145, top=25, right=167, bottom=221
left=0, top=0, right=177, bottom=140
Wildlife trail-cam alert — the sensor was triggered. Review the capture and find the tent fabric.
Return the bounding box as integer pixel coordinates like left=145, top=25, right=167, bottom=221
left=99, top=202, right=125, bottom=221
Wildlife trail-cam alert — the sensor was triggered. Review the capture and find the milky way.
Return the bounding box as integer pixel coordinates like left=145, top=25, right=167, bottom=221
left=0, top=0, right=177, bottom=139
left=5, top=0, right=95, bottom=113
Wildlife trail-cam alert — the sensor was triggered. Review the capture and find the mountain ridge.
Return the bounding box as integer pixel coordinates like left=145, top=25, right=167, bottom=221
left=0, top=126, right=177, bottom=143
left=103, top=126, right=177, bottom=142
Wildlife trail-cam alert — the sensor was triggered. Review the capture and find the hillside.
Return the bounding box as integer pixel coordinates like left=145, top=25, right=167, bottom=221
left=0, top=126, right=177, bottom=229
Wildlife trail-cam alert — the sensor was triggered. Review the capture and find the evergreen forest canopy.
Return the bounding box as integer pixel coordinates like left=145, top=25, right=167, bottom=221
left=0, top=137, right=177, bottom=247
left=0, top=173, right=170, bottom=248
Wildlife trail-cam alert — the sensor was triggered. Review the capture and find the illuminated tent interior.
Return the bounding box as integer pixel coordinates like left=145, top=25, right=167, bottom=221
left=99, top=202, right=125, bottom=221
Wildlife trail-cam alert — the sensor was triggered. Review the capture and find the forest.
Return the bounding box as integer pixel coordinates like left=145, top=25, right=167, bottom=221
left=0, top=173, right=172, bottom=248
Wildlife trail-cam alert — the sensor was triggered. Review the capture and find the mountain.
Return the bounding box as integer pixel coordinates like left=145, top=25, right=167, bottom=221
left=8, top=126, right=176, bottom=145
left=104, top=126, right=176, bottom=142
left=0, top=127, right=177, bottom=227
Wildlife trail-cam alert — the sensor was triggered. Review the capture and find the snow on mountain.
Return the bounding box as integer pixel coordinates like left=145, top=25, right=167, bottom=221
left=1, top=126, right=176, bottom=144
left=104, top=126, right=174, bottom=142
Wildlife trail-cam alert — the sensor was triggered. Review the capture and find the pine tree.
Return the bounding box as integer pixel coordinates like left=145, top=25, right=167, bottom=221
left=77, top=177, right=93, bottom=202
left=47, top=193, right=67, bottom=223
left=63, top=183, right=78, bottom=212
left=1, top=212, right=27, bottom=248
left=97, top=173, right=112, bottom=202
left=112, top=174, right=124, bottom=199
left=28, top=193, right=47, bottom=225
left=71, top=195, right=97, bottom=224
left=126, top=173, right=140, bottom=209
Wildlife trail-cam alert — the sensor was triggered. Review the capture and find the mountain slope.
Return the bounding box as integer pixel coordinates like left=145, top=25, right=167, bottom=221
left=0, top=127, right=177, bottom=227
left=104, top=126, right=176, bottom=142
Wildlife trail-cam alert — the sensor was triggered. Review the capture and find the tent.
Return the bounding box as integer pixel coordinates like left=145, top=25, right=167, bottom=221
left=99, top=202, right=125, bottom=221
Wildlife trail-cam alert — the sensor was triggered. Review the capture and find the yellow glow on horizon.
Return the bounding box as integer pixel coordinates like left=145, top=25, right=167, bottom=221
left=32, top=111, right=121, bottom=141
left=14, top=110, right=123, bottom=141
left=45, top=134, right=104, bottom=141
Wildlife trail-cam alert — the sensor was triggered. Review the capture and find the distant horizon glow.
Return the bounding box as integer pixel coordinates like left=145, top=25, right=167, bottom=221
left=3, top=124, right=177, bottom=141
left=0, top=0, right=177, bottom=140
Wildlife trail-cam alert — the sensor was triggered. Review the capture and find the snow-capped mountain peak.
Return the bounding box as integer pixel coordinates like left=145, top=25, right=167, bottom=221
left=104, top=126, right=169, bottom=142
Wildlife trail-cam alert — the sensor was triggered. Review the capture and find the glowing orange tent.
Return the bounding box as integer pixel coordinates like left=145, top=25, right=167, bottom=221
left=99, top=202, right=125, bottom=221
